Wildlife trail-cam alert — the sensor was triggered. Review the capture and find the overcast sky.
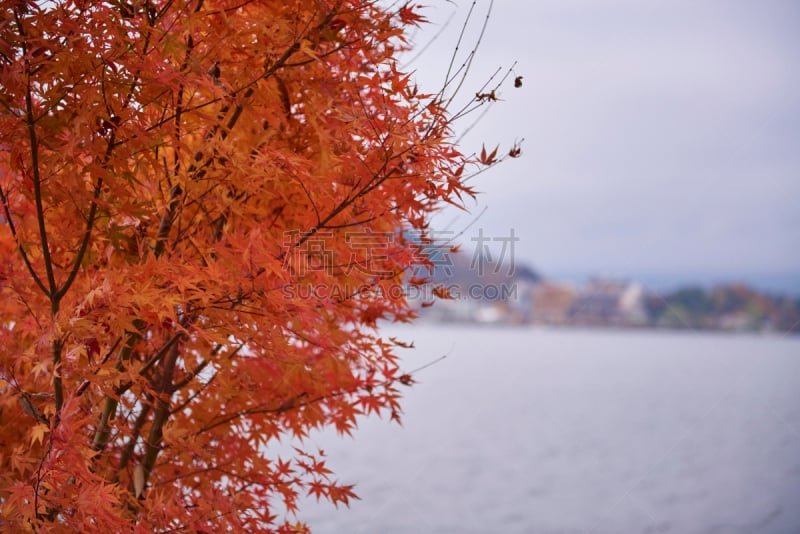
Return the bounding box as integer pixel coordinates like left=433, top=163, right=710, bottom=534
left=406, top=0, right=800, bottom=292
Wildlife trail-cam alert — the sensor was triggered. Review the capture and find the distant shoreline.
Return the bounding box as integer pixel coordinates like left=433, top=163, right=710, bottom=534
left=399, top=319, right=800, bottom=337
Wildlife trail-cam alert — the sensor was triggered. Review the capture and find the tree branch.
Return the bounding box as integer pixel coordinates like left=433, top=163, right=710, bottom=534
left=140, top=340, right=181, bottom=489
left=0, top=186, right=49, bottom=295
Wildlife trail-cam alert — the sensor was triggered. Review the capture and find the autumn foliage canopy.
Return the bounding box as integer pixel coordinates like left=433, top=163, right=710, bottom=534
left=0, top=0, right=508, bottom=530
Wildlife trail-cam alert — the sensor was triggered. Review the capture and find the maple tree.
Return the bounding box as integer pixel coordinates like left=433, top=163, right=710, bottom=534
left=0, top=0, right=516, bottom=530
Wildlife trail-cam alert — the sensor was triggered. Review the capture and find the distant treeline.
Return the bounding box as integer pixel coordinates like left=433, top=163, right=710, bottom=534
left=644, top=285, right=800, bottom=333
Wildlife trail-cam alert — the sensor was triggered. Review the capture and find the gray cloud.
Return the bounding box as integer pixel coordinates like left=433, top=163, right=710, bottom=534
left=409, top=0, right=800, bottom=287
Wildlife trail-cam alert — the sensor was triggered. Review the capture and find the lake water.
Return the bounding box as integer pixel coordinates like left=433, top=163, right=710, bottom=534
left=296, top=326, right=800, bottom=533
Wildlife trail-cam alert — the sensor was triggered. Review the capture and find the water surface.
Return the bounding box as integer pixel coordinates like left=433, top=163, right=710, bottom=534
left=298, top=326, right=800, bottom=533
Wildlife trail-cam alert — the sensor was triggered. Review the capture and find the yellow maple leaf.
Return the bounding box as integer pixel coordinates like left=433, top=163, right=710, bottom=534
left=30, top=424, right=49, bottom=447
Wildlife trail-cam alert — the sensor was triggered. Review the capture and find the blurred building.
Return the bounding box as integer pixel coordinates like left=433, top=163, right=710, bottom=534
left=569, top=279, right=647, bottom=326
left=529, top=282, right=576, bottom=325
